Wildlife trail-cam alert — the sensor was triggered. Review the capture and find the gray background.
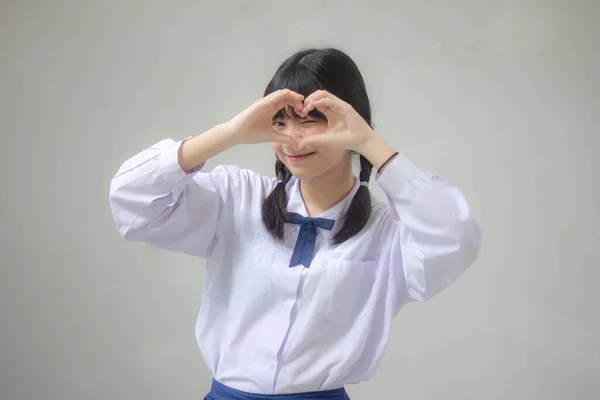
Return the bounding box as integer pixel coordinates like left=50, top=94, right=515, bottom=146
left=1, top=1, right=599, bottom=399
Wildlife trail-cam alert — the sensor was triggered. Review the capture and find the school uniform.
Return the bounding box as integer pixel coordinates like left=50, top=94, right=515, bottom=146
left=109, top=138, right=482, bottom=399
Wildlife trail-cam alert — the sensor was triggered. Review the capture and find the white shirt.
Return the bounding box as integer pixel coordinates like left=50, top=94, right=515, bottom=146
left=109, top=138, right=482, bottom=394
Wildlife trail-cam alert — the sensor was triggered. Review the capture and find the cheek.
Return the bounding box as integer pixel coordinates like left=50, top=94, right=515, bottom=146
left=315, top=147, right=349, bottom=167
left=271, top=143, right=288, bottom=167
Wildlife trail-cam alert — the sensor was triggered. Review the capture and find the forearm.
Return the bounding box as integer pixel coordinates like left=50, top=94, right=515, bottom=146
left=178, top=123, right=239, bottom=173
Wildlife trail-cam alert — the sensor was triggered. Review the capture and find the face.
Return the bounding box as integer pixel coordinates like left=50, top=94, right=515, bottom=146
left=271, top=108, right=351, bottom=180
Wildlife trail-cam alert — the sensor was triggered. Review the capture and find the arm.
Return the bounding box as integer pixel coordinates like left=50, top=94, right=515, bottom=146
left=362, top=136, right=483, bottom=304
left=108, top=89, right=306, bottom=257
left=294, top=90, right=482, bottom=303
left=108, top=124, right=240, bottom=258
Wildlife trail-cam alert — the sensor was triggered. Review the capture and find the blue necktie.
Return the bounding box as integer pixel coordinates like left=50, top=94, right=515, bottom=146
left=284, top=212, right=335, bottom=268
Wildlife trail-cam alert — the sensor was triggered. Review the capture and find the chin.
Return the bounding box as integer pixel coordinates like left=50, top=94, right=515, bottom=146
left=287, top=168, right=317, bottom=180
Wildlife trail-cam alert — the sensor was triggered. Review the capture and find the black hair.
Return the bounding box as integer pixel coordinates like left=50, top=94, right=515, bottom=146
left=261, top=48, right=373, bottom=244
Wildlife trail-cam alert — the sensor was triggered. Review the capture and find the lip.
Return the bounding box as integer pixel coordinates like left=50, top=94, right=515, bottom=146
left=286, top=152, right=316, bottom=163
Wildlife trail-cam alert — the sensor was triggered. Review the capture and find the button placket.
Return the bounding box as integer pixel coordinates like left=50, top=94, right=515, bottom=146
left=260, top=267, right=303, bottom=381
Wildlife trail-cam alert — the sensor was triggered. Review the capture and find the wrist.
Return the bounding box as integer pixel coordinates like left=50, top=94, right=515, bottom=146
left=356, top=133, right=396, bottom=169
left=178, top=123, right=239, bottom=173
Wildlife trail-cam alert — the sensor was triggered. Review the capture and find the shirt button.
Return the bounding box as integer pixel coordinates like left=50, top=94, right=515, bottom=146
left=267, top=361, right=276, bottom=369
left=283, top=306, right=290, bottom=315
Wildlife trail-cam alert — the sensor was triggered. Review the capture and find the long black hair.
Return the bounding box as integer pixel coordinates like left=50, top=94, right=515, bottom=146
left=261, top=48, right=373, bottom=245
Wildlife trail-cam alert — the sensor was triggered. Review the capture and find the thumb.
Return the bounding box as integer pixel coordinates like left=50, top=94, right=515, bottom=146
left=297, top=134, right=332, bottom=151
left=272, top=133, right=298, bottom=151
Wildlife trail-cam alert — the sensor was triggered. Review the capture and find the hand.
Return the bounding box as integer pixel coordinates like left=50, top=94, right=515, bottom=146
left=225, top=89, right=305, bottom=150
left=296, top=90, right=377, bottom=153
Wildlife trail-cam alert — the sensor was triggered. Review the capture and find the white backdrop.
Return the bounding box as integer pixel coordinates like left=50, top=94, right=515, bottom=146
left=1, top=1, right=599, bottom=399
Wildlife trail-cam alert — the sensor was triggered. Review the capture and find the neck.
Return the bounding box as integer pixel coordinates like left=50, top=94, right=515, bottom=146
left=299, top=159, right=355, bottom=217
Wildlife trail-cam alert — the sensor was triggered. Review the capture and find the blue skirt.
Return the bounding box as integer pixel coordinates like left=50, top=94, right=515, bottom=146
left=205, top=379, right=350, bottom=400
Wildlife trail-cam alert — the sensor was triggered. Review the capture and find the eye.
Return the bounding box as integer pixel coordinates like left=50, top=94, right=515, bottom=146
left=301, top=120, right=316, bottom=124
left=272, top=121, right=285, bottom=127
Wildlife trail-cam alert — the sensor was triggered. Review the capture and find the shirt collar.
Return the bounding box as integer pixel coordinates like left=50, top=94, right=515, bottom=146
left=285, top=176, right=361, bottom=240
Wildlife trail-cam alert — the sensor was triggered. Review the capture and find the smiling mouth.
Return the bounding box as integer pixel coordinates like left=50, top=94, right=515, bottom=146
left=286, top=152, right=316, bottom=162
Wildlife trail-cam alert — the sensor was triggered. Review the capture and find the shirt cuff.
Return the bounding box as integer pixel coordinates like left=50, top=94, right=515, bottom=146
left=375, top=151, right=420, bottom=194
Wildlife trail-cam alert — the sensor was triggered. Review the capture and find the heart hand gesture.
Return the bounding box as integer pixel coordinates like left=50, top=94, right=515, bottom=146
left=225, top=89, right=304, bottom=150
left=296, top=90, right=377, bottom=154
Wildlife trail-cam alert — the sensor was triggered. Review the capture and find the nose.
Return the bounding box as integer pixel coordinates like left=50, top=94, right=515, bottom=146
left=288, top=124, right=305, bottom=140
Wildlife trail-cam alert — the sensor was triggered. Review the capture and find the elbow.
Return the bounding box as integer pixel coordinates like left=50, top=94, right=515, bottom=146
left=109, top=203, right=139, bottom=241
left=441, top=217, right=483, bottom=281
left=111, top=209, right=145, bottom=242
left=406, top=219, right=482, bottom=303
left=108, top=183, right=143, bottom=242
left=441, top=197, right=483, bottom=270
left=402, top=187, right=483, bottom=302
left=120, top=225, right=142, bottom=241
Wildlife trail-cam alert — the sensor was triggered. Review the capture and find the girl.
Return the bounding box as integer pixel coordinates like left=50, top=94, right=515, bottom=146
left=109, top=48, right=482, bottom=400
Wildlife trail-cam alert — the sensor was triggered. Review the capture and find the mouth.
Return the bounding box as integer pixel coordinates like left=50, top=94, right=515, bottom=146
left=286, top=151, right=316, bottom=163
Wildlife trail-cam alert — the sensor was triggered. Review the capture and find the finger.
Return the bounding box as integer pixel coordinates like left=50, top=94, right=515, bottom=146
left=303, top=93, right=347, bottom=117
left=277, top=98, right=305, bottom=117
left=297, top=134, right=338, bottom=150
left=302, top=89, right=328, bottom=106
left=299, top=91, right=324, bottom=115
left=267, top=89, right=304, bottom=103
left=268, top=89, right=304, bottom=111
left=271, top=132, right=298, bottom=151
left=301, top=100, right=326, bottom=118
left=303, top=98, right=345, bottom=122
left=293, top=101, right=305, bottom=115
left=286, top=101, right=305, bottom=118
left=310, top=98, right=344, bottom=113
left=302, top=89, right=346, bottom=108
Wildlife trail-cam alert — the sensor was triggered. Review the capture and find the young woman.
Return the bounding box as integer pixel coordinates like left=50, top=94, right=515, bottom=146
left=109, top=48, right=482, bottom=400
